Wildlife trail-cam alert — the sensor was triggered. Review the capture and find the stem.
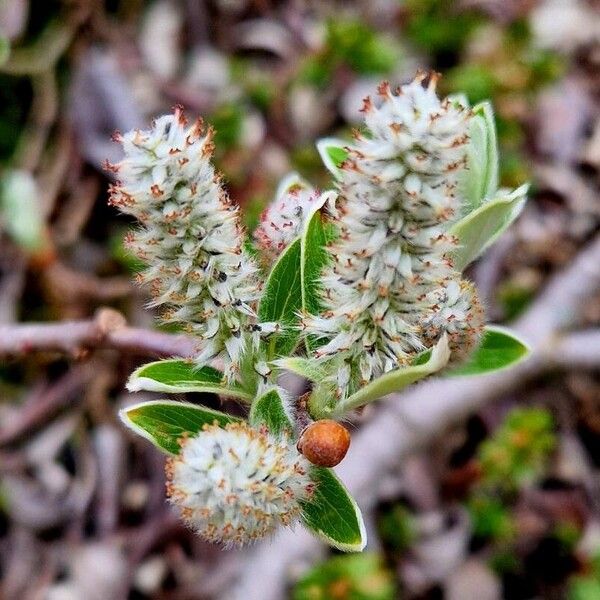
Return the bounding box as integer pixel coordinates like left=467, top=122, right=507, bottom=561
left=0, top=309, right=197, bottom=358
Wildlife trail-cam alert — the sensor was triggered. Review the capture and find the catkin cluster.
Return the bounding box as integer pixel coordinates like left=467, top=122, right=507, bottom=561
left=108, top=108, right=262, bottom=380
left=303, top=73, right=484, bottom=398
left=166, top=422, right=314, bottom=545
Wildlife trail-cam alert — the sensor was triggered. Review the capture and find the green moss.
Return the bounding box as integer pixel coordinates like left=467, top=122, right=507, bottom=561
left=497, top=281, right=536, bottom=321
left=326, top=20, right=400, bottom=75
left=477, top=407, right=555, bottom=491
left=445, top=64, right=497, bottom=105
left=404, top=0, right=483, bottom=55
left=210, top=103, right=245, bottom=151
left=294, top=554, right=395, bottom=600
left=299, top=19, right=401, bottom=88
left=377, top=504, right=416, bottom=551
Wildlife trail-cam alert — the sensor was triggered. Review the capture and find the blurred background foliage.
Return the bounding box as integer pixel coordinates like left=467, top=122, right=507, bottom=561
left=0, top=0, right=599, bottom=598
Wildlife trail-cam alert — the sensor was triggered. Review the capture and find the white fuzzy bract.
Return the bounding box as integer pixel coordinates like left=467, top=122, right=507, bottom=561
left=108, top=107, right=261, bottom=380
left=303, top=73, right=484, bottom=398
left=166, top=422, right=313, bottom=545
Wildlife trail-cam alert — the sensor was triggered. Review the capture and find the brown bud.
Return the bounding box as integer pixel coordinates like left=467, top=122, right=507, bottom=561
left=297, top=420, right=351, bottom=468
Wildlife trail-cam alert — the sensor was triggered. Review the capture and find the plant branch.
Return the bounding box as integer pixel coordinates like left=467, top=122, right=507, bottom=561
left=546, top=329, right=600, bottom=370
left=0, top=309, right=197, bottom=358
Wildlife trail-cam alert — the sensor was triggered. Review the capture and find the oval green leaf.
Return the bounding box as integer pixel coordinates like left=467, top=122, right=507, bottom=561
left=126, top=359, right=252, bottom=401
left=450, top=184, right=528, bottom=272
left=120, top=400, right=239, bottom=455
left=446, top=325, right=530, bottom=377
left=301, top=192, right=337, bottom=352
left=301, top=195, right=336, bottom=314
left=258, top=237, right=303, bottom=358
left=301, top=467, right=366, bottom=552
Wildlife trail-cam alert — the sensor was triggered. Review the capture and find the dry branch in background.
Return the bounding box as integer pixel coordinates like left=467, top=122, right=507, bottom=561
left=0, top=308, right=197, bottom=359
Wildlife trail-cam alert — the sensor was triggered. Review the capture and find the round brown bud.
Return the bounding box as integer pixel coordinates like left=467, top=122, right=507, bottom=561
left=297, top=420, right=351, bottom=467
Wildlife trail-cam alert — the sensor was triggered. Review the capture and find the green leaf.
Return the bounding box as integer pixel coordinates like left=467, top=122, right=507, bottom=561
left=446, top=326, right=530, bottom=377
left=119, top=400, right=239, bottom=455
left=0, top=170, right=45, bottom=252
left=450, top=184, right=528, bottom=272
left=273, top=356, right=328, bottom=382
left=330, top=335, right=450, bottom=417
left=460, top=112, right=489, bottom=213
left=249, top=388, right=294, bottom=436
left=301, top=467, right=366, bottom=552
left=316, top=138, right=348, bottom=179
left=474, top=101, right=499, bottom=200
left=258, top=238, right=303, bottom=358
left=126, top=360, right=252, bottom=401
left=447, top=99, right=498, bottom=214
left=301, top=202, right=332, bottom=317
left=300, top=193, right=337, bottom=354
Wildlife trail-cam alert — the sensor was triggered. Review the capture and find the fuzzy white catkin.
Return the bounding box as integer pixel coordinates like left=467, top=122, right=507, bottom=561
left=303, top=73, right=484, bottom=399
left=166, top=421, right=314, bottom=545
left=108, top=108, right=262, bottom=380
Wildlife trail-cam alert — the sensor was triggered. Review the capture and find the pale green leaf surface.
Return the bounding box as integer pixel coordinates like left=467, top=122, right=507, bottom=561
left=120, top=400, right=239, bottom=455
left=126, top=360, right=252, bottom=401
left=450, top=184, right=528, bottom=272
left=473, top=101, right=499, bottom=199
left=460, top=113, right=489, bottom=213
left=1, top=170, right=45, bottom=251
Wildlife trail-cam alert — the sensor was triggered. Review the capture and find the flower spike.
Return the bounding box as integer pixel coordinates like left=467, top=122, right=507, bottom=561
left=303, top=74, right=485, bottom=398
left=109, top=108, right=261, bottom=380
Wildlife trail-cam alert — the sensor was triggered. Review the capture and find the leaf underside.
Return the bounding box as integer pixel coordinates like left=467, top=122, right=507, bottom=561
left=450, top=184, right=528, bottom=272
left=273, top=356, right=328, bottom=382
